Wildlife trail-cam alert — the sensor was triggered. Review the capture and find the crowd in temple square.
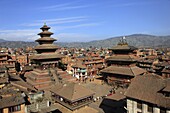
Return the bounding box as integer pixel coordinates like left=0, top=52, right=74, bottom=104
left=0, top=24, right=170, bottom=113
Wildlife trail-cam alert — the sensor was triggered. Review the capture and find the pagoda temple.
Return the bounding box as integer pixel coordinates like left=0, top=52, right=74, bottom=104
left=31, top=24, right=63, bottom=68
left=25, top=24, right=63, bottom=90
left=100, top=37, right=146, bottom=88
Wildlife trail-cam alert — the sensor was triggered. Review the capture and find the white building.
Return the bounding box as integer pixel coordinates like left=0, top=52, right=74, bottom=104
left=125, top=74, right=170, bottom=113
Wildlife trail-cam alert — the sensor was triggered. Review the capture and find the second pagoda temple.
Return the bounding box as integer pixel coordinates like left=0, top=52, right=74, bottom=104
left=100, top=37, right=146, bottom=88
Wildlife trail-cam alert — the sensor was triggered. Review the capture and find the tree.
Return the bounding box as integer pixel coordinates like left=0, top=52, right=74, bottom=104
left=58, top=62, right=67, bottom=71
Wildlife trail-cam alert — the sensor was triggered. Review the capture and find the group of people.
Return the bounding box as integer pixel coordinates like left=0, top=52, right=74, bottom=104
left=74, top=75, right=95, bottom=83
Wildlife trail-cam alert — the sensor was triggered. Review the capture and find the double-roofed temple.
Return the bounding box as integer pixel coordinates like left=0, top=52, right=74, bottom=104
left=100, top=37, right=146, bottom=88
left=50, top=82, right=96, bottom=112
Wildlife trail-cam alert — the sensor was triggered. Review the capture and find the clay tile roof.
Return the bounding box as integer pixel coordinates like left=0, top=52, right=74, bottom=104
left=74, top=106, right=99, bottom=113
left=35, top=37, right=56, bottom=42
left=48, top=83, right=63, bottom=92
left=100, top=66, right=146, bottom=77
left=35, top=44, right=59, bottom=50
left=106, top=91, right=126, bottom=101
left=72, top=61, right=86, bottom=69
left=50, top=82, right=95, bottom=102
left=162, top=67, right=170, bottom=73
left=0, top=53, right=8, bottom=57
left=40, top=25, right=50, bottom=29
left=146, top=55, right=157, bottom=59
left=138, top=59, right=154, bottom=63
left=161, top=61, right=170, bottom=66
left=162, top=79, right=170, bottom=92
left=0, top=77, right=8, bottom=84
left=106, top=55, right=137, bottom=62
left=110, top=44, right=137, bottom=51
left=38, top=31, right=53, bottom=35
left=0, top=94, right=25, bottom=109
left=31, top=53, right=64, bottom=60
left=0, top=66, right=6, bottom=73
left=156, top=62, right=170, bottom=68
left=125, top=74, right=170, bottom=108
left=92, top=57, right=102, bottom=60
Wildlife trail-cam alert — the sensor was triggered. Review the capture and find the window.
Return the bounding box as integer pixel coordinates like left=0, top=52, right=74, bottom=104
left=137, top=101, right=142, bottom=110
left=9, top=105, right=21, bottom=112
left=148, top=104, right=153, bottom=113
left=164, top=92, right=170, bottom=97
left=160, top=107, right=166, bottom=113
left=0, top=109, right=3, bottom=113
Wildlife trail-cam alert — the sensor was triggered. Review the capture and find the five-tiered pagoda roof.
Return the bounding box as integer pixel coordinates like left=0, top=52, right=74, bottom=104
left=31, top=24, right=63, bottom=65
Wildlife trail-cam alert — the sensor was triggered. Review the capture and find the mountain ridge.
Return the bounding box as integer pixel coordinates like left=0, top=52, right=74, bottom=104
left=0, top=39, right=7, bottom=42
left=0, top=34, right=170, bottom=48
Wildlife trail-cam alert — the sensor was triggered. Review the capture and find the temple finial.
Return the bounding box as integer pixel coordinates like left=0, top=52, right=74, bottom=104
left=122, top=36, right=127, bottom=45
left=44, top=22, right=46, bottom=26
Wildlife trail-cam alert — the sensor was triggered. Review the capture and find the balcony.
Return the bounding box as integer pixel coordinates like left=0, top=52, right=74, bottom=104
left=52, top=96, right=93, bottom=111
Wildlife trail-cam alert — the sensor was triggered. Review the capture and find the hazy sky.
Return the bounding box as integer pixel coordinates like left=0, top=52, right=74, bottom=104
left=0, top=0, right=170, bottom=42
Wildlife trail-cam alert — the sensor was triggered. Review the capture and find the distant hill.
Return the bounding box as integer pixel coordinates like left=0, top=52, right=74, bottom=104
left=0, top=34, right=170, bottom=48
left=0, top=39, right=7, bottom=42
left=57, top=34, right=170, bottom=48
left=0, top=41, right=37, bottom=48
